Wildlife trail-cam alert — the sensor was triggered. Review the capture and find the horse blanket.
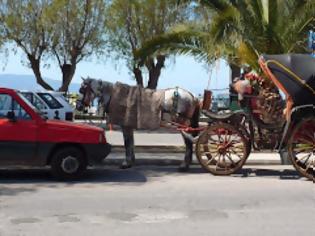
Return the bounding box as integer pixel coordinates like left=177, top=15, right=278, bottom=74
left=108, top=82, right=165, bottom=130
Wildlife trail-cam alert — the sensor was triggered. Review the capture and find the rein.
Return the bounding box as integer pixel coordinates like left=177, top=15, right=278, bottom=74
left=169, top=87, right=197, bottom=122
left=80, top=81, right=95, bottom=107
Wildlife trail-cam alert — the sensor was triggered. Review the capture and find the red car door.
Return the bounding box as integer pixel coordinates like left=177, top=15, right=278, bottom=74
left=0, top=93, right=38, bottom=165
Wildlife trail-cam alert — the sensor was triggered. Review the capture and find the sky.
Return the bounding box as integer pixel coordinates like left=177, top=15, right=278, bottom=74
left=0, top=48, right=231, bottom=96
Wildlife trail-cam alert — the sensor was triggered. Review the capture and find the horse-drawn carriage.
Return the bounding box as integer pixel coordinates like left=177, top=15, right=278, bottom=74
left=78, top=53, right=314, bottom=181
left=196, top=54, right=314, bottom=181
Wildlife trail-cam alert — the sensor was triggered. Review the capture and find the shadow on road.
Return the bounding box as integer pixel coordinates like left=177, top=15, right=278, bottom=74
left=0, top=168, right=147, bottom=186
left=0, top=165, right=307, bottom=192
left=234, top=168, right=305, bottom=180
left=146, top=166, right=307, bottom=181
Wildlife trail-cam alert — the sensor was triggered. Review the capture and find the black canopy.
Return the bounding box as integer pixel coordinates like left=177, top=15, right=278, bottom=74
left=262, top=54, right=315, bottom=106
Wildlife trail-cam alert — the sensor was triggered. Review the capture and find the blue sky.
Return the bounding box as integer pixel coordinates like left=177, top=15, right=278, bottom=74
left=0, top=48, right=231, bottom=96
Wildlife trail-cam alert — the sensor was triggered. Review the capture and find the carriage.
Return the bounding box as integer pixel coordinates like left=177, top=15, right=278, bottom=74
left=78, top=54, right=314, bottom=181
left=195, top=54, right=315, bottom=181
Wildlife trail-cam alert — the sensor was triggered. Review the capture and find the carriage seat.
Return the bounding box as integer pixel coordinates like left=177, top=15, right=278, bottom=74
left=202, top=110, right=246, bottom=121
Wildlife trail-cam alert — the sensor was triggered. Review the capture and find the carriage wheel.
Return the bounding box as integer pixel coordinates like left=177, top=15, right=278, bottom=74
left=287, top=117, right=315, bottom=181
left=196, top=122, right=250, bottom=175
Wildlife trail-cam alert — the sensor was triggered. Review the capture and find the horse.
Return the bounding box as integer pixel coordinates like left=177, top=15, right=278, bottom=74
left=77, top=77, right=200, bottom=171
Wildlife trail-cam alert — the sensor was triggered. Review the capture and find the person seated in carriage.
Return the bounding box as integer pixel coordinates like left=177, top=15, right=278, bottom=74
left=231, top=66, right=257, bottom=101
left=232, top=65, right=272, bottom=102
left=231, top=65, right=284, bottom=125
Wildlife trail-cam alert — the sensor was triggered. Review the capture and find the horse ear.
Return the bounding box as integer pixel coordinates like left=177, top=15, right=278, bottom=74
left=81, top=77, right=86, bottom=82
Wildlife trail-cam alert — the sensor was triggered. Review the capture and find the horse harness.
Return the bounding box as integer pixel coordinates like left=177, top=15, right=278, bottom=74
left=79, top=80, right=95, bottom=107
left=169, top=87, right=195, bottom=122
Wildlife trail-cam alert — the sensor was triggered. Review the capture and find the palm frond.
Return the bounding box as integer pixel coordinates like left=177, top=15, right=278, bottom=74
left=136, top=0, right=315, bottom=70
left=237, top=41, right=259, bottom=69
left=135, top=23, right=215, bottom=64
left=210, top=6, right=240, bottom=43
left=198, top=0, right=230, bottom=12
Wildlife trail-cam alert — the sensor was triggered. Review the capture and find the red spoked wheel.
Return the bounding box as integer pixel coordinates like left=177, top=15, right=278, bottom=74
left=196, top=122, right=250, bottom=175
left=287, top=117, right=315, bottom=181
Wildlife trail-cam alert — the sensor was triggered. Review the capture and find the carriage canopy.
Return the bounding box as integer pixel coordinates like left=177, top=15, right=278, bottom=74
left=260, top=54, right=315, bottom=106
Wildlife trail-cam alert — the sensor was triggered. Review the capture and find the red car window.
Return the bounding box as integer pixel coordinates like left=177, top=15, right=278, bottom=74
left=0, top=94, right=32, bottom=120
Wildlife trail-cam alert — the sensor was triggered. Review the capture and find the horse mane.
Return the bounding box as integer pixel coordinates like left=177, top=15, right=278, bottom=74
left=165, top=87, right=197, bottom=101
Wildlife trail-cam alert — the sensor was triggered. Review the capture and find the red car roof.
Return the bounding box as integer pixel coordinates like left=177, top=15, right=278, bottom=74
left=0, top=87, right=17, bottom=93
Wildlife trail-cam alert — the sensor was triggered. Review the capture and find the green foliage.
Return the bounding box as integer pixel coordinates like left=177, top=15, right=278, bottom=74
left=48, top=0, right=107, bottom=65
left=134, top=23, right=215, bottom=63
left=203, top=0, right=315, bottom=68
left=0, top=0, right=51, bottom=59
left=0, top=0, right=313, bottom=90
left=0, top=0, right=107, bottom=91
left=137, top=0, right=315, bottom=70
left=47, top=0, right=107, bottom=91
left=106, top=0, right=191, bottom=75
left=0, top=0, right=55, bottom=89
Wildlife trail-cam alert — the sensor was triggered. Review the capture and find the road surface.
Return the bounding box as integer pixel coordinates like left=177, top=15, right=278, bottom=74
left=0, top=159, right=313, bottom=236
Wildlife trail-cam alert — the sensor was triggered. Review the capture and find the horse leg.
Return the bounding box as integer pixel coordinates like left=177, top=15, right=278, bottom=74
left=179, top=134, right=193, bottom=172
left=179, top=103, right=200, bottom=172
left=121, top=126, right=136, bottom=169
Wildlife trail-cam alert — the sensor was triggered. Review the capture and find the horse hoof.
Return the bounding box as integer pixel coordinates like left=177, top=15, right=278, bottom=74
left=120, top=164, right=132, bottom=169
left=178, top=164, right=190, bottom=172
left=120, top=162, right=133, bottom=169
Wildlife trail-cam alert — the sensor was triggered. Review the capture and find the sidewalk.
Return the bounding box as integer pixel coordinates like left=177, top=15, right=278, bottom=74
left=104, top=152, right=283, bottom=166
left=107, top=130, right=185, bottom=152
left=105, top=130, right=285, bottom=165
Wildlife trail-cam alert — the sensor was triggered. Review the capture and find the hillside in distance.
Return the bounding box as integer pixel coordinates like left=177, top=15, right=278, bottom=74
left=0, top=74, right=81, bottom=92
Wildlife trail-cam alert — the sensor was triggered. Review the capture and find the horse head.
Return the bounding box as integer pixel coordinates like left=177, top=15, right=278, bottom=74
left=77, top=77, right=98, bottom=111
left=77, top=77, right=114, bottom=113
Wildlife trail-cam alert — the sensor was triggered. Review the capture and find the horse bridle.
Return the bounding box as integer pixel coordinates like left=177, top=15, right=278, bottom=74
left=79, top=81, right=95, bottom=107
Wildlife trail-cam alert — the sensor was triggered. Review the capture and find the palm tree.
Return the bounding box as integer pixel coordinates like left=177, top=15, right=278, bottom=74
left=136, top=0, right=315, bottom=72
left=136, top=0, right=314, bottom=123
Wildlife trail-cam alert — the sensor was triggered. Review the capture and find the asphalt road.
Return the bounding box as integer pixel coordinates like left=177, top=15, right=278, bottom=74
left=0, top=163, right=313, bottom=236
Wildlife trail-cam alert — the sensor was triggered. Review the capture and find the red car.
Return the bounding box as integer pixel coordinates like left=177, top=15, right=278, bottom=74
left=0, top=88, right=111, bottom=180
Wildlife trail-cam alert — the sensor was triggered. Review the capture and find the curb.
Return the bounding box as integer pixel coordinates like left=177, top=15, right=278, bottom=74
left=103, top=158, right=282, bottom=166
left=112, top=145, right=185, bottom=153
left=111, top=145, right=279, bottom=154
left=106, top=146, right=283, bottom=166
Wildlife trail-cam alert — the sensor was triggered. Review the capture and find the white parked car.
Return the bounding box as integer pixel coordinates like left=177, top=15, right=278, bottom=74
left=21, top=91, right=74, bottom=121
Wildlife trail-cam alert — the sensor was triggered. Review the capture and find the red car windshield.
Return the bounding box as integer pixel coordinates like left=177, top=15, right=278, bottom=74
left=18, top=92, right=45, bottom=119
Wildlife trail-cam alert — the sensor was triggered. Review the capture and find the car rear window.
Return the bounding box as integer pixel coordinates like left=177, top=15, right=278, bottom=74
left=37, top=93, right=63, bottom=109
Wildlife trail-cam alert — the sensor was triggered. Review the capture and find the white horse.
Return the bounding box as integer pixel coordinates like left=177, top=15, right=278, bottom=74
left=77, top=77, right=200, bottom=171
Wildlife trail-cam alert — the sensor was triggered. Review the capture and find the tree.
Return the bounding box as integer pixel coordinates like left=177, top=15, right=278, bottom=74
left=0, top=0, right=54, bottom=90
left=0, top=0, right=107, bottom=92
left=48, top=0, right=107, bottom=92
left=136, top=0, right=315, bottom=123
left=208, top=0, right=315, bottom=69
left=106, top=0, right=191, bottom=89
left=137, top=0, right=315, bottom=71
